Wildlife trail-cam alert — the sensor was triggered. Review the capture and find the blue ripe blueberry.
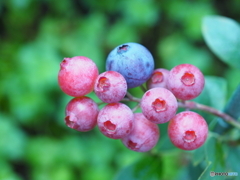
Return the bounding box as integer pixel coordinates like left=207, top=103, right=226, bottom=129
left=106, top=42, right=155, bottom=88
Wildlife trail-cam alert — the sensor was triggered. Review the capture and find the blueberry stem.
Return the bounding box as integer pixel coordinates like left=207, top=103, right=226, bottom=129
left=122, top=93, right=240, bottom=129
left=140, top=84, right=147, bottom=92
left=125, top=92, right=141, bottom=102
left=132, top=103, right=140, bottom=112
left=97, top=101, right=106, bottom=106
left=178, top=101, right=240, bottom=129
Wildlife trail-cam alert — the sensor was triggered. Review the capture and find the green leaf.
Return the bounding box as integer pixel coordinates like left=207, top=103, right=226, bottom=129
left=212, top=85, right=240, bottom=134
left=224, top=84, right=240, bottom=120
left=0, top=160, right=23, bottom=180
left=193, top=76, right=227, bottom=124
left=192, top=146, right=205, bottom=166
left=226, top=146, right=240, bottom=172
left=158, top=35, right=214, bottom=74
left=114, top=155, right=162, bottom=180
left=202, top=15, right=240, bottom=69
left=197, top=161, right=212, bottom=180
left=0, top=115, right=27, bottom=161
left=205, top=134, right=226, bottom=171
left=31, top=165, right=74, bottom=180
left=156, top=122, right=176, bottom=152
left=120, top=0, right=160, bottom=27
left=214, top=84, right=240, bottom=133
left=204, top=76, right=227, bottom=110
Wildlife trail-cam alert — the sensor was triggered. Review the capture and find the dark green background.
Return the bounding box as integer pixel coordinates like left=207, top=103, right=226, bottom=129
left=1, top=0, right=240, bottom=180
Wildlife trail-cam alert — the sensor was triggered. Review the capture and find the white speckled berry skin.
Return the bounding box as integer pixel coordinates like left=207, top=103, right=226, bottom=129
left=140, top=87, right=178, bottom=124
left=65, top=97, right=99, bottom=132
left=58, top=56, right=99, bottom=97
left=97, top=103, right=134, bottom=139
left=147, top=68, right=170, bottom=89
left=121, top=113, right=160, bottom=152
left=167, top=64, right=205, bottom=100
left=94, top=71, right=127, bottom=103
left=168, top=111, right=208, bottom=150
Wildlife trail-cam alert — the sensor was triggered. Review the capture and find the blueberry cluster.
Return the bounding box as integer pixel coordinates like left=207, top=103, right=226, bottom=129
left=58, top=42, right=208, bottom=152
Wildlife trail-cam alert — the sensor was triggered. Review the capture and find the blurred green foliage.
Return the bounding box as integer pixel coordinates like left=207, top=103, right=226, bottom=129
left=1, top=0, right=240, bottom=180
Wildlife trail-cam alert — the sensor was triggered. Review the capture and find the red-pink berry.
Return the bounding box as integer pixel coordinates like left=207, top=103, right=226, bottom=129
left=140, top=87, right=178, bottom=124
left=94, top=71, right=127, bottom=103
left=147, top=68, right=170, bottom=89
left=65, top=96, right=99, bottom=132
left=168, top=111, right=208, bottom=150
left=97, top=103, right=134, bottom=139
left=121, top=113, right=160, bottom=152
left=167, top=64, right=204, bottom=100
left=58, top=56, right=99, bottom=97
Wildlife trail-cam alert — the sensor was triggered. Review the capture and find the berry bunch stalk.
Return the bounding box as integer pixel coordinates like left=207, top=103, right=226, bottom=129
left=122, top=92, right=240, bottom=129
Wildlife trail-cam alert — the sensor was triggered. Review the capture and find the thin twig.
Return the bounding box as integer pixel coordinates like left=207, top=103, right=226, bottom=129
left=97, top=101, right=106, bottom=106
left=140, top=84, right=147, bottom=92
left=178, top=101, right=240, bottom=129
left=132, top=103, right=140, bottom=112
left=125, top=92, right=141, bottom=102
left=121, top=94, right=240, bottom=129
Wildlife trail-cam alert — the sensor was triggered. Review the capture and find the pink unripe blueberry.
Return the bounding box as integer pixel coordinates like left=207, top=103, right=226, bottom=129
left=167, top=64, right=205, bottom=100
left=58, top=56, right=99, bottom=97
left=94, top=71, right=127, bottom=103
left=97, top=103, right=134, bottom=139
left=65, top=96, right=99, bottom=132
left=121, top=113, right=160, bottom=152
left=140, top=87, right=178, bottom=124
left=147, top=68, right=170, bottom=89
left=168, top=111, right=208, bottom=150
